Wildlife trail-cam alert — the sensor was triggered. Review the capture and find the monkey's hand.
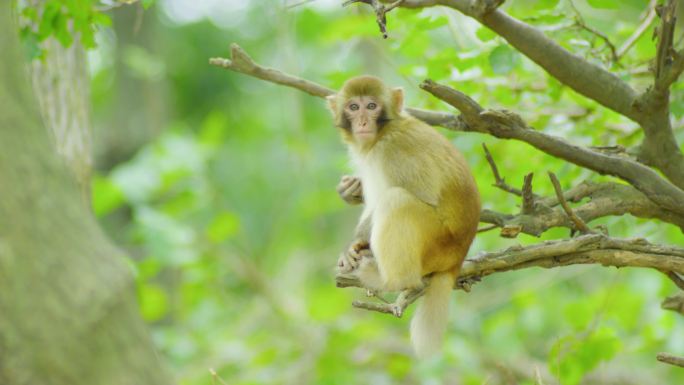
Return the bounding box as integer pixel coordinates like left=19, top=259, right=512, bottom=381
left=337, top=240, right=371, bottom=273
left=336, top=175, right=364, bottom=205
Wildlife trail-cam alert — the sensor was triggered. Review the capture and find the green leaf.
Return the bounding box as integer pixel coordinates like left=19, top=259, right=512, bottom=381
left=586, top=0, right=619, bottom=9
left=92, top=12, right=112, bottom=27
left=206, top=212, right=240, bottom=242
left=476, top=26, right=497, bottom=42
left=38, top=1, right=61, bottom=41
left=138, top=283, right=169, bottom=322
left=142, top=0, right=156, bottom=9
left=53, top=12, right=73, bottom=47
left=91, top=175, right=125, bottom=216
left=534, top=0, right=560, bottom=10
left=489, top=44, right=519, bottom=75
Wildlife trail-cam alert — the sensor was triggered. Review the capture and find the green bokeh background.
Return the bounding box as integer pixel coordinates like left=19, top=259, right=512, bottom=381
left=82, top=0, right=684, bottom=383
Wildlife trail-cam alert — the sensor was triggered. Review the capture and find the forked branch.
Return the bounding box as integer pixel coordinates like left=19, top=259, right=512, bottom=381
left=209, top=44, right=684, bottom=226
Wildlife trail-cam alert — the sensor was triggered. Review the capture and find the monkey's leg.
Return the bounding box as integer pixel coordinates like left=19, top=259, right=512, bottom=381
left=351, top=253, right=386, bottom=291
left=371, top=187, right=441, bottom=292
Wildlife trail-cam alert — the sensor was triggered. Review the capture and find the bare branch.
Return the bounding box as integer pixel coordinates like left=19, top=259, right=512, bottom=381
left=402, top=0, right=640, bottom=121
left=568, top=0, right=618, bottom=63
left=209, top=44, right=335, bottom=97
left=481, top=181, right=684, bottom=237
left=657, top=352, right=684, bottom=368
left=617, top=0, right=657, bottom=59
left=482, top=143, right=525, bottom=197
left=343, top=0, right=405, bottom=39
left=209, top=45, right=465, bottom=130
left=420, top=79, right=684, bottom=218
left=548, top=172, right=593, bottom=234
left=210, top=45, right=684, bottom=224
left=336, top=234, right=684, bottom=292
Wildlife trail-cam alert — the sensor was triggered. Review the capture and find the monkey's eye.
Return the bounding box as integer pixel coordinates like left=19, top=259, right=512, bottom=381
left=349, top=103, right=360, bottom=111
left=367, top=102, right=377, bottom=110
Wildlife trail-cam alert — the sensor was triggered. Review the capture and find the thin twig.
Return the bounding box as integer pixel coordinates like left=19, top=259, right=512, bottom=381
left=662, top=270, right=684, bottom=290
left=521, top=173, right=535, bottom=214
left=568, top=0, right=618, bottom=63
left=617, top=0, right=657, bottom=59
left=482, top=143, right=524, bottom=196
left=209, top=369, right=230, bottom=385
left=656, top=352, right=684, bottom=368
left=548, top=172, right=594, bottom=234
left=343, top=0, right=405, bottom=39
left=285, top=0, right=316, bottom=9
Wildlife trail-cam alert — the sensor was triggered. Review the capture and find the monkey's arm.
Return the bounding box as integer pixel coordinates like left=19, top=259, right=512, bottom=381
left=337, top=210, right=372, bottom=272
left=337, top=175, right=364, bottom=205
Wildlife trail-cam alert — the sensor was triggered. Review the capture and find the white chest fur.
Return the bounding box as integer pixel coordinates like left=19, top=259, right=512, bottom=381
left=350, top=149, right=389, bottom=219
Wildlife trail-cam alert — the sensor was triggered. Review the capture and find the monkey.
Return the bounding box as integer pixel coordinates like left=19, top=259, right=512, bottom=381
left=327, top=75, right=481, bottom=358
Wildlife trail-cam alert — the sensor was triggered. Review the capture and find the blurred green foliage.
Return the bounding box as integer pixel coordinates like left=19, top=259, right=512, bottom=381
left=28, top=0, right=684, bottom=383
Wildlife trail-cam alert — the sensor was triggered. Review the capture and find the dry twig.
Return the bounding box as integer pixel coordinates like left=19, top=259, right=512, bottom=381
left=656, top=352, right=684, bottom=368
left=342, top=0, right=406, bottom=38
left=548, top=172, right=593, bottom=234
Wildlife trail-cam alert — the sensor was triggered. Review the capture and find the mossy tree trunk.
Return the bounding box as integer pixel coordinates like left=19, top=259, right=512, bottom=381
left=0, top=3, right=173, bottom=385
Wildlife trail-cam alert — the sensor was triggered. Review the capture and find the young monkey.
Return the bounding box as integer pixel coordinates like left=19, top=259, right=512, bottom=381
left=327, top=75, right=481, bottom=357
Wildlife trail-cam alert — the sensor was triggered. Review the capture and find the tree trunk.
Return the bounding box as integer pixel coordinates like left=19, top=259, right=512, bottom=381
left=0, top=4, right=174, bottom=385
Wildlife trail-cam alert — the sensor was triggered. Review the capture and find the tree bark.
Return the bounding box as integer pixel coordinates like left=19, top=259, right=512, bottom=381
left=0, top=4, right=173, bottom=385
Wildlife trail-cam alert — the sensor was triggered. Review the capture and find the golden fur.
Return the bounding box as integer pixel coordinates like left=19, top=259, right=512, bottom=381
left=329, top=76, right=481, bottom=357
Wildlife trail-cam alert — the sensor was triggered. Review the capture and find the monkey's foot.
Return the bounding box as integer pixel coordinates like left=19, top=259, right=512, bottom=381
left=336, top=240, right=371, bottom=273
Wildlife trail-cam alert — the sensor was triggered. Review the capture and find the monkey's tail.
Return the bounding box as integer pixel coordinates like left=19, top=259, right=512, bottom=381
left=409, top=271, right=454, bottom=358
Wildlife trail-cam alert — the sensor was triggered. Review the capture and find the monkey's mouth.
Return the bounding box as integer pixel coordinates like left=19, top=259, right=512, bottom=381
left=354, top=129, right=375, bottom=137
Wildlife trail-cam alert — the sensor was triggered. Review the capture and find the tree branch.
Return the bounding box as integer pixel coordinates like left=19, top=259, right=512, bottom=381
left=420, top=79, right=684, bottom=218
left=209, top=44, right=465, bottom=130
left=481, top=180, right=684, bottom=237
left=632, top=0, right=684, bottom=190
left=209, top=45, right=684, bottom=225
left=400, top=0, right=641, bottom=121
left=399, top=0, right=684, bottom=190
left=656, top=352, right=684, bottom=368
left=336, top=234, right=684, bottom=292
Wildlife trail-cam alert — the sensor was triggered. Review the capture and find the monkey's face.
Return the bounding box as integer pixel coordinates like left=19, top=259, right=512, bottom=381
left=343, top=96, right=383, bottom=143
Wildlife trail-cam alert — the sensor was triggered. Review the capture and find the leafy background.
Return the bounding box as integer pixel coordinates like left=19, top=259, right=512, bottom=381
left=28, top=0, right=684, bottom=383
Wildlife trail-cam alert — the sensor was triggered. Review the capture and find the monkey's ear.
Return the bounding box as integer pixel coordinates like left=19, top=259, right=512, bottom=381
left=391, top=87, right=404, bottom=114
left=326, top=94, right=338, bottom=115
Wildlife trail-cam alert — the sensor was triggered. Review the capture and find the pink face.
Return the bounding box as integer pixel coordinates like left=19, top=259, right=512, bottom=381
left=343, top=96, right=383, bottom=142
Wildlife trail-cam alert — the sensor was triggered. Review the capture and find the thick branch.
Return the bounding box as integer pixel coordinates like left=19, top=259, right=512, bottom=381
left=633, top=0, right=684, bottom=189
left=401, top=0, right=684, bottom=189
left=336, top=234, right=684, bottom=291
left=420, top=80, right=684, bottom=218
left=402, top=0, right=641, bottom=121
